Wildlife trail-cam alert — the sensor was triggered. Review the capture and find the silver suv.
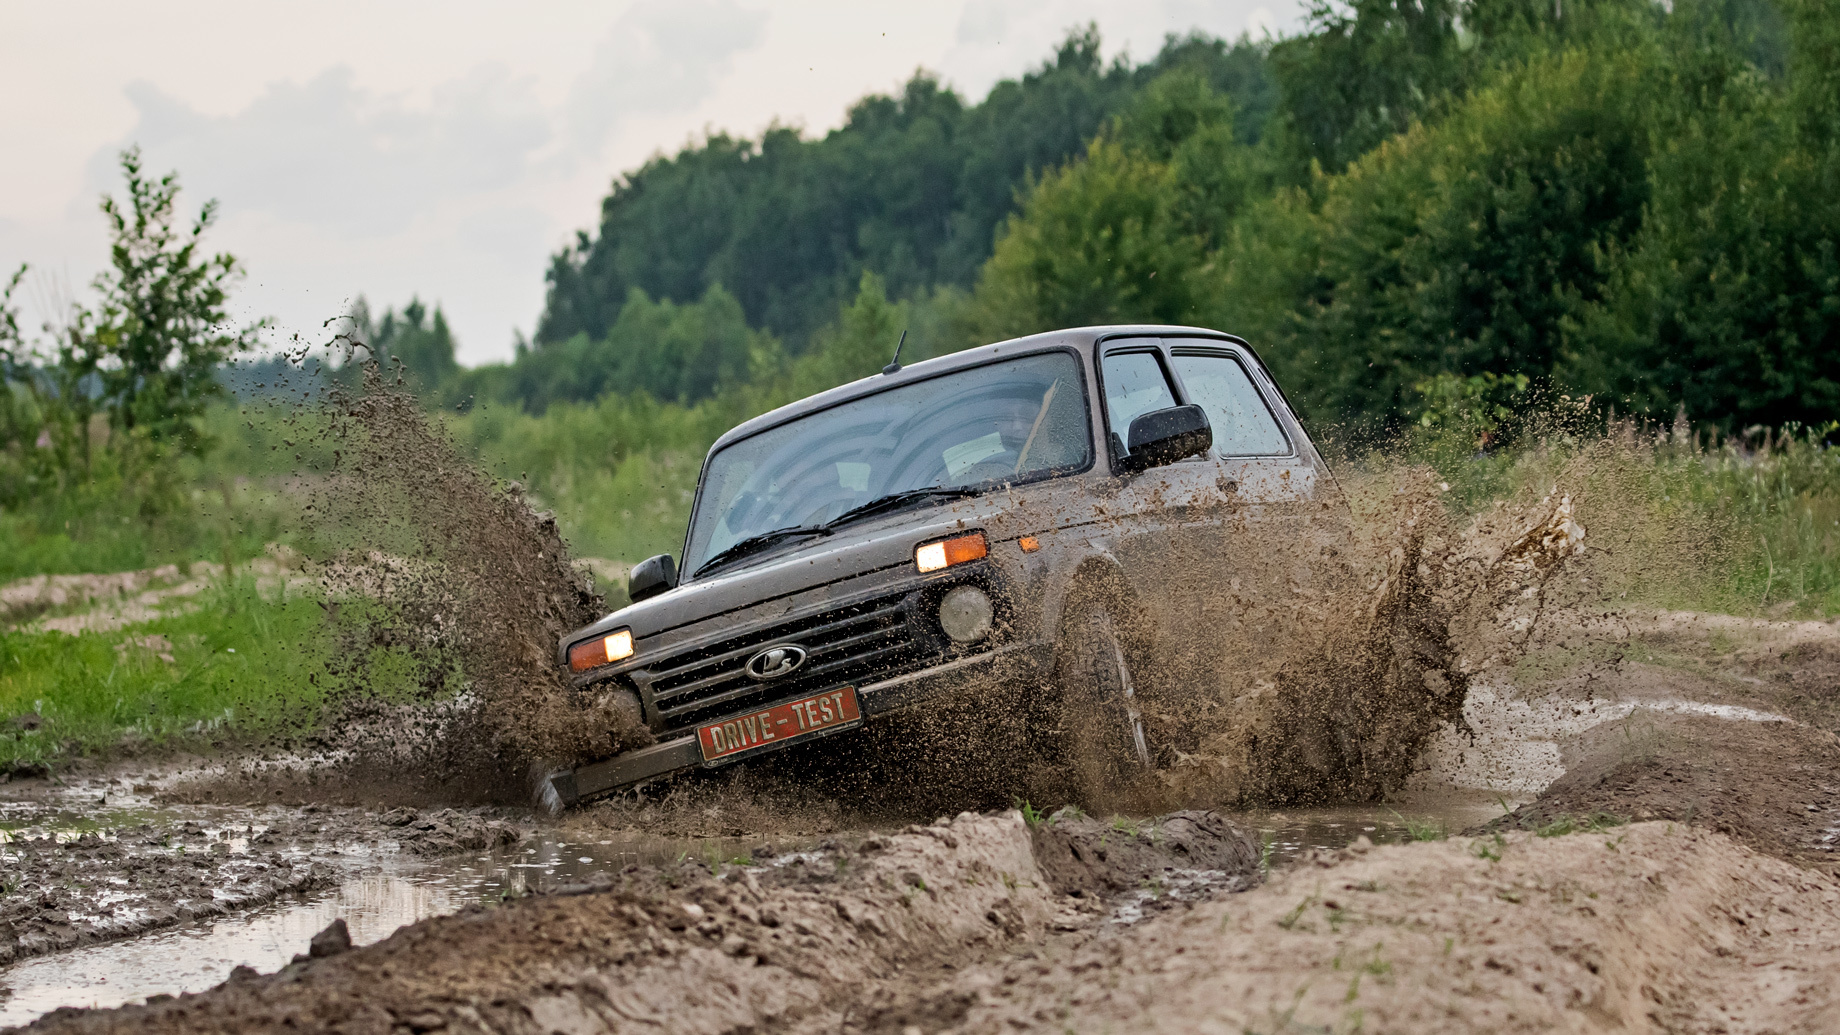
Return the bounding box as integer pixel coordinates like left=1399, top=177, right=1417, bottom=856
left=545, top=325, right=1338, bottom=808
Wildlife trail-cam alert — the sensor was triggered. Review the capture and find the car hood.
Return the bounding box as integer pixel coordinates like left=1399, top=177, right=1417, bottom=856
left=559, top=491, right=1052, bottom=659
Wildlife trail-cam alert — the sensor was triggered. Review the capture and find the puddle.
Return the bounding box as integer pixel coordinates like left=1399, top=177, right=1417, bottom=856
left=1107, top=868, right=1253, bottom=926
left=0, top=877, right=454, bottom=1024
left=1407, top=681, right=1794, bottom=796
left=1244, top=792, right=1519, bottom=869
left=0, top=822, right=786, bottom=1027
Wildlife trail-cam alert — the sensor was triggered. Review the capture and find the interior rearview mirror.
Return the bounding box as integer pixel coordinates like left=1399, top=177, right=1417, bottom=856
left=1121, top=404, right=1212, bottom=472
left=628, top=554, right=678, bottom=603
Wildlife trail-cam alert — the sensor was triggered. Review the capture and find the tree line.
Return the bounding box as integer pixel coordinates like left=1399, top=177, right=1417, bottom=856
left=497, top=0, right=1833, bottom=433
left=7, top=0, right=1835, bottom=523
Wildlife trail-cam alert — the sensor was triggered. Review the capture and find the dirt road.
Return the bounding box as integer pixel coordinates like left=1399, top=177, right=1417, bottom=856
left=4, top=609, right=1839, bottom=1033
left=14, top=818, right=1840, bottom=1034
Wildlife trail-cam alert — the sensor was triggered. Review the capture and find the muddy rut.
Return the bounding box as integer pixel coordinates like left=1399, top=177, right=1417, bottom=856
left=18, top=809, right=1840, bottom=1034
left=8, top=810, right=1258, bottom=1035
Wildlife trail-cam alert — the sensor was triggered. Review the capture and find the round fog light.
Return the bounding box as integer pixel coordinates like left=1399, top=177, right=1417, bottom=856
left=938, top=585, right=994, bottom=643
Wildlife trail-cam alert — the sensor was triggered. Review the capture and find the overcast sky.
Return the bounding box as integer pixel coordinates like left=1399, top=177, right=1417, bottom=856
left=0, top=1, right=1304, bottom=366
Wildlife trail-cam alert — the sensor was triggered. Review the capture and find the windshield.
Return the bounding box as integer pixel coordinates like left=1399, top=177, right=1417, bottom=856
left=684, top=352, right=1091, bottom=575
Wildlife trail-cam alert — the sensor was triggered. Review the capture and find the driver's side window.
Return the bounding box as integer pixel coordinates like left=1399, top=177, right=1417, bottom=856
left=1100, top=349, right=1177, bottom=461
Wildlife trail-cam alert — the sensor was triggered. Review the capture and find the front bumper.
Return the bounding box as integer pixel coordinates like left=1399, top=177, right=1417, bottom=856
left=544, top=640, right=1053, bottom=807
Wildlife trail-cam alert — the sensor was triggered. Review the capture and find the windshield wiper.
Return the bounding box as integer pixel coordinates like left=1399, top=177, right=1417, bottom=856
left=693, top=524, right=832, bottom=578
left=821, top=485, right=985, bottom=532
left=693, top=487, right=984, bottom=578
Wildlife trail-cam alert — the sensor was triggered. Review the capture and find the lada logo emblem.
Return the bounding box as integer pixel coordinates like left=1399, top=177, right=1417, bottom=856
left=745, top=644, right=807, bottom=681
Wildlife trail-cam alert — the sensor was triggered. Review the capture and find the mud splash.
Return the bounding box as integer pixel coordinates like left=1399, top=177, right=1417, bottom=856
left=1119, top=466, right=1588, bottom=812
left=216, top=365, right=650, bottom=804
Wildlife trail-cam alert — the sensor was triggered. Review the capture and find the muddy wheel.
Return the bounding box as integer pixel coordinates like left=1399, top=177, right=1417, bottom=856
left=1054, top=601, right=1155, bottom=809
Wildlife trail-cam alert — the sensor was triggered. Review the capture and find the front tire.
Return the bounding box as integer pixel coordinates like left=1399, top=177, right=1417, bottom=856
left=1054, top=601, right=1155, bottom=810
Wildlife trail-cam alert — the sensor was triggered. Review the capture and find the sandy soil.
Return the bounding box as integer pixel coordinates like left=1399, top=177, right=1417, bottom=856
left=16, top=809, right=1840, bottom=1034
left=944, top=822, right=1840, bottom=1034
left=9, top=609, right=1835, bottom=1033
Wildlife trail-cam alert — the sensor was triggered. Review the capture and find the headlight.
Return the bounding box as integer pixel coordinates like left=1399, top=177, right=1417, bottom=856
left=915, top=531, right=987, bottom=573
left=938, top=585, right=994, bottom=643
left=568, top=628, right=634, bottom=671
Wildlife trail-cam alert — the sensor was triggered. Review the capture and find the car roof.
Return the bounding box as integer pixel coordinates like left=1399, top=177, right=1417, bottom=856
left=706, top=323, right=1247, bottom=455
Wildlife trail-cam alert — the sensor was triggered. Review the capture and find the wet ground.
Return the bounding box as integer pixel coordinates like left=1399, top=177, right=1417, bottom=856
left=0, top=774, right=1503, bottom=1026
left=4, top=608, right=1839, bottom=1032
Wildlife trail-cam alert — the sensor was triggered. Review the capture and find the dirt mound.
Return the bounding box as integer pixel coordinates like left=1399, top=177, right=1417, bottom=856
left=1487, top=711, right=1840, bottom=872
left=24, top=815, right=1840, bottom=1034
left=944, top=823, right=1840, bottom=1033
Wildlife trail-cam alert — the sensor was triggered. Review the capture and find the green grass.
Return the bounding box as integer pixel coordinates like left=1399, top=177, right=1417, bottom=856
left=1358, top=418, right=1840, bottom=619
left=1533, top=811, right=1627, bottom=838
left=0, top=574, right=453, bottom=773
left=1387, top=809, right=1448, bottom=842
left=1012, top=797, right=1050, bottom=827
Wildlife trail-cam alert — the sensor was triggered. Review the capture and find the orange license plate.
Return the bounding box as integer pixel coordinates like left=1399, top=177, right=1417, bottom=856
left=697, top=686, right=862, bottom=764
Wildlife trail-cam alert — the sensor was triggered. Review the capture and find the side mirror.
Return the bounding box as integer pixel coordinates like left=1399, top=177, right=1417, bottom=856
left=1121, top=404, right=1212, bottom=472
left=628, top=554, right=678, bottom=603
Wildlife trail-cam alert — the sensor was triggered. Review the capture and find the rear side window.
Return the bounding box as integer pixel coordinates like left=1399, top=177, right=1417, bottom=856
left=1168, top=351, right=1289, bottom=456
left=1100, top=350, right=1178, bottom=455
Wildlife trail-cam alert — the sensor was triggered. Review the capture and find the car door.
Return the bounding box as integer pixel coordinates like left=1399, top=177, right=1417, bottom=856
left=1161, top=340, right=1347, bottom=692
left=1089, top=336, right=1332, bottom=705
left=1162, top=342, right=1319, bottom=509
left=1085, top=339, right=1239, bottom=629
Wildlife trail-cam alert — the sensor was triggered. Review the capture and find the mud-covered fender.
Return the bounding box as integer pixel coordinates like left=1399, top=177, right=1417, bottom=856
left=1036, top=545, right=1145, bottom=661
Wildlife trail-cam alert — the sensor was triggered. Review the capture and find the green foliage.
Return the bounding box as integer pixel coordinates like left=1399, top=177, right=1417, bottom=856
left=1560, top=0, right=1840, bottom=430
left=970, top=139, right=1207, bottom=338
left=73, top=148, right=263, bottom=456
left=443, top=273, right=920, bottom=573
left=344, top=297, right=460, bottom=401
left=1013, top=798, right=1049, bottom=827
left=1387, top=808, right=1450, bottom=841
left=536, top=28, right=1276, bottom=350
left=1657, top=424, right=1840, bottom=615
left=1534, top=811, right=1627, bottom=837
left=1268, top=0, right=1472, bottom=175
left=0, top=571, right=474, bottom=773
left=0, top=480, right=280, bottom=582
left=1, top=148, right=260, bottom=519
left=467, top=285, right=766, bottom=411
left=1413, top=372, right=1531, bottom=443
left=1227, top=43, right=1655, bottom=419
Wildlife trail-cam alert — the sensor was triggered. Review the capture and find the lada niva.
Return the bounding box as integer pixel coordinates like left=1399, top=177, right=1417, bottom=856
left=543, top=325, right=1339, bottom=809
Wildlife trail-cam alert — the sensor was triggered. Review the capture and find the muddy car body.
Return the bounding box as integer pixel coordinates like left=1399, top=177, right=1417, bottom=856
left=545, top=325, right=1339, bottom=808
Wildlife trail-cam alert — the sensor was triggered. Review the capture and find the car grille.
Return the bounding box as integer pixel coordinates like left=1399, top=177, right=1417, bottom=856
left=643, top=589, right=933, bottom=732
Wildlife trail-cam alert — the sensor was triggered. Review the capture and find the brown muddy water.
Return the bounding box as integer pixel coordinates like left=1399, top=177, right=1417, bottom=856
left=0, top=794, right=767, bottom=1027
left=4, top=653, right=1814, bottom=1028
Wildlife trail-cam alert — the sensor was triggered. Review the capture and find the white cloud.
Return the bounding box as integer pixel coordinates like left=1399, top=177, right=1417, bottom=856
left=1, top=0, right=1303, bottom=365
left=106, top=65, right=550, bottom=235
left=566, top=0, right=770, bottom=160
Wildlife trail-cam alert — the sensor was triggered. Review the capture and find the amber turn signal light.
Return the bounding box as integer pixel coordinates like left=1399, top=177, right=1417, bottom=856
left=568, top=628, right=634, bottom=671
left=915, top=532, right=988, bottom=573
